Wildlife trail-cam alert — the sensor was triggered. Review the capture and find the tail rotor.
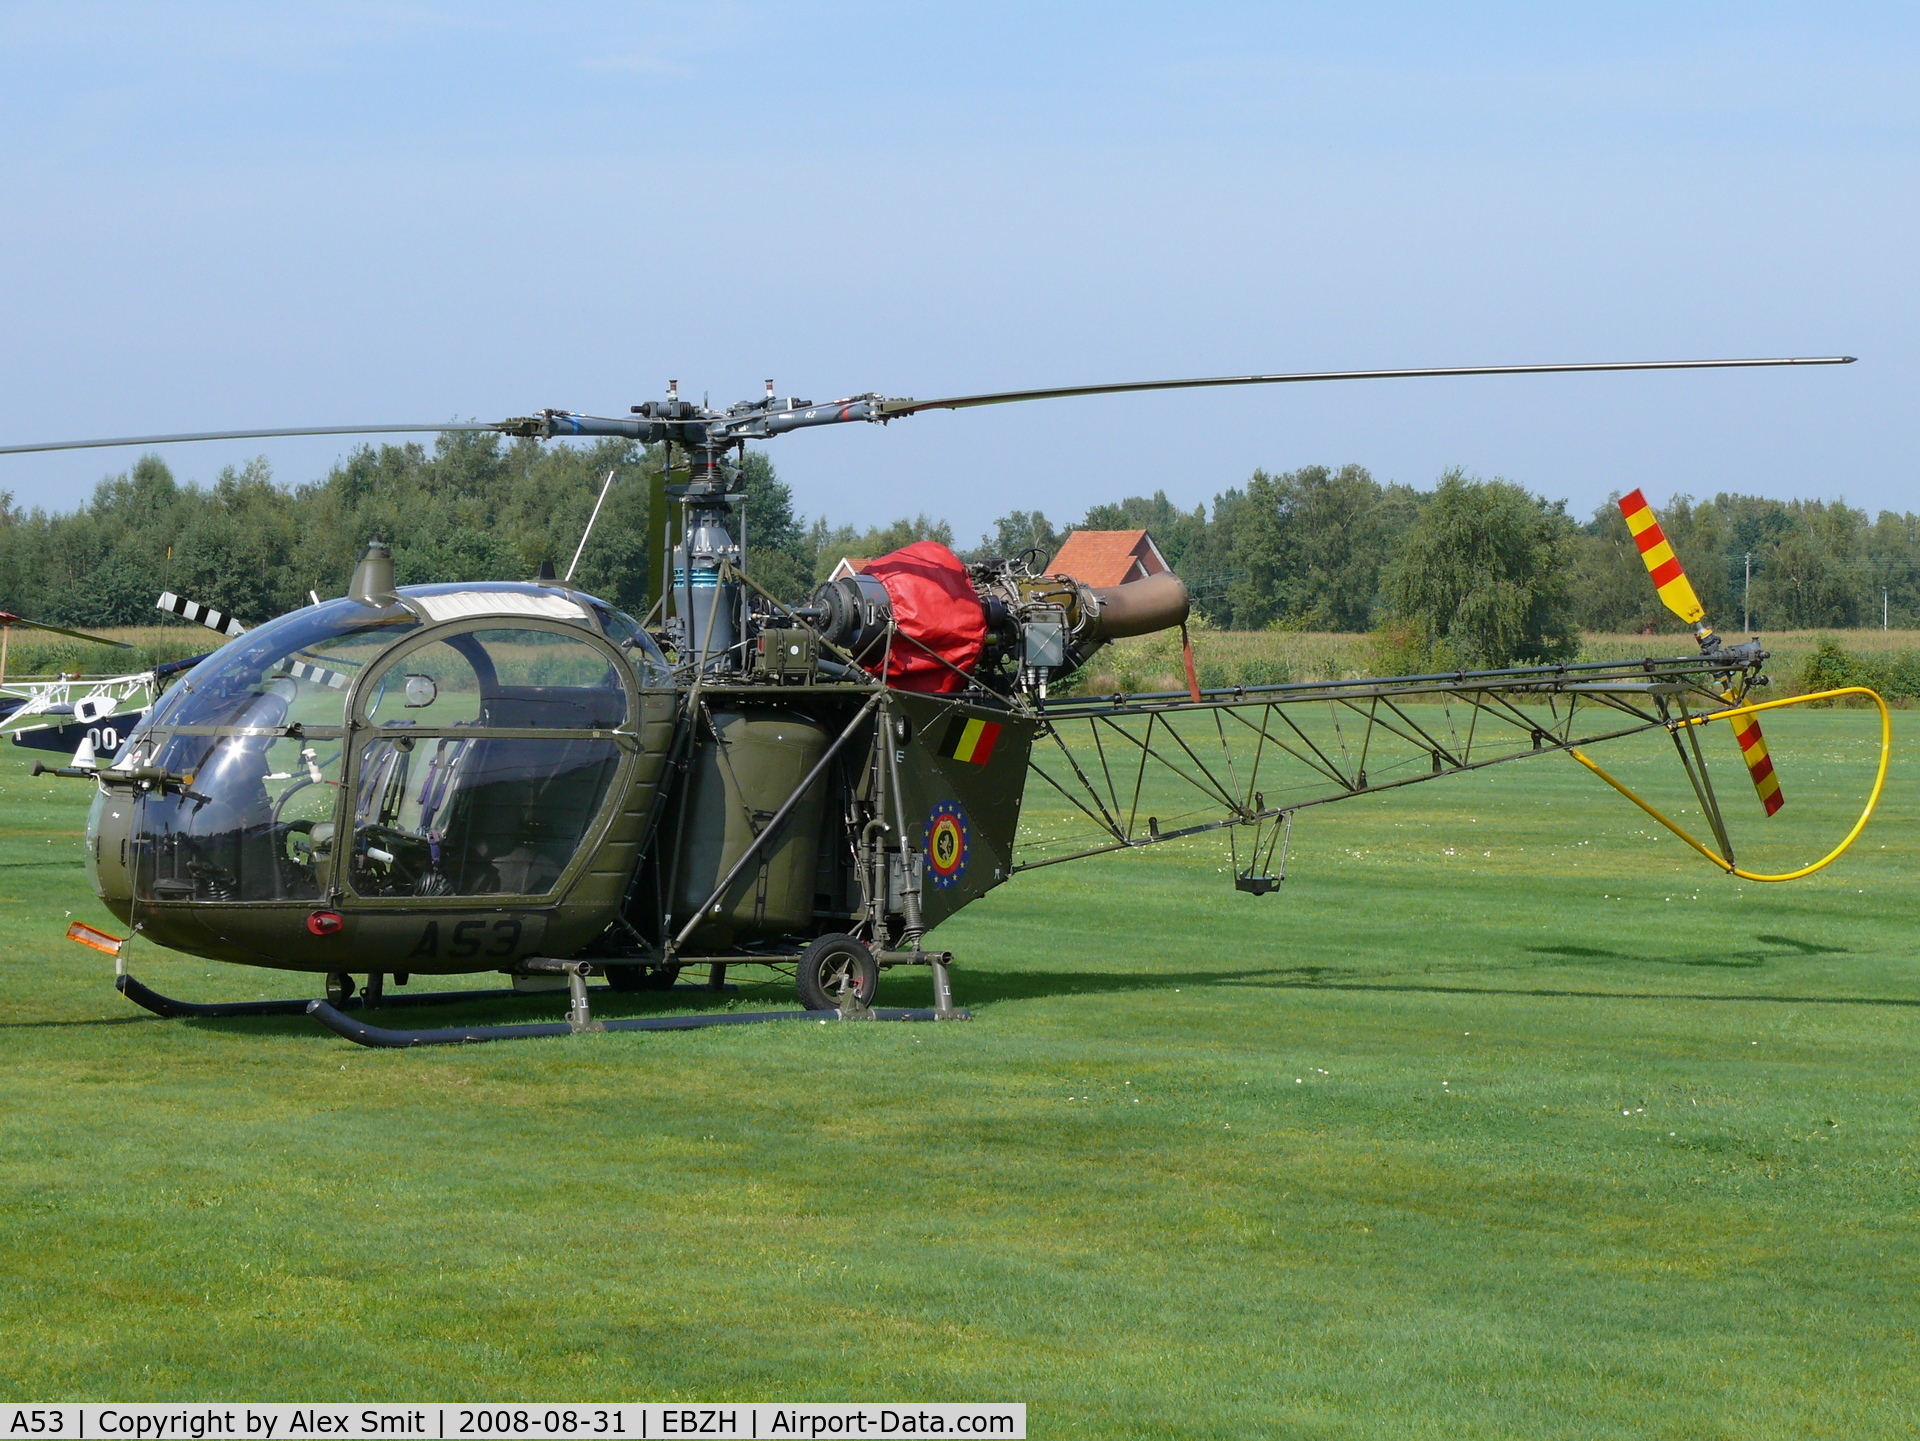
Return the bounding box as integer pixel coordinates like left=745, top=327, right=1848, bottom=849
left=1618, top=488, right=1783, bottom=816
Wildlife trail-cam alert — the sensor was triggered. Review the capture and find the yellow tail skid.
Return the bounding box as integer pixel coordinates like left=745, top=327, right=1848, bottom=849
left=1570, top=687, right=1890, bottom=882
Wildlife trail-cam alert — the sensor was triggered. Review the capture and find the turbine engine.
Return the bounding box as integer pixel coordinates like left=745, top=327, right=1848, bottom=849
left=802, top=542, right=1190, bottom=696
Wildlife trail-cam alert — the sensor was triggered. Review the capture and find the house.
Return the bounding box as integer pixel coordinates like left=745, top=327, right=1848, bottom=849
left=1044, top=529, right=1170, bottom=587
left=826, top=557, right=870, bottom=581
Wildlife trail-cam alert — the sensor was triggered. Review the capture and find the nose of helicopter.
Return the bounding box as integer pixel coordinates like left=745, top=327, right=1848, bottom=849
left=86, top=784, right=136, bottom=921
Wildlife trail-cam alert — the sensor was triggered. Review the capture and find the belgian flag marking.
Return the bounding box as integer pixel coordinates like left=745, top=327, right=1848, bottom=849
left=938, top=714, right=1002, bottom=766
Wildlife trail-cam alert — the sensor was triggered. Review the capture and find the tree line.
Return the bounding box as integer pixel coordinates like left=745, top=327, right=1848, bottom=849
left=984, top=468, right=1920, bottom=645
left=1, top=436, right=1913, bottom=669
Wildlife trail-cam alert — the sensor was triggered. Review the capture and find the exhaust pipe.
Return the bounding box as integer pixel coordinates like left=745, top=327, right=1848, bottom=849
left=1086, top=570, right=1190, bottom=643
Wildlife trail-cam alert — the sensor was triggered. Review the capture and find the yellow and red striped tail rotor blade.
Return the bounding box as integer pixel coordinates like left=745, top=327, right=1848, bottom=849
left=1618, top=488, right=1706, bottom=625
left=1728, top=712, right=1785, bottom=816
left=1617, top=492, right=1784, bottom=815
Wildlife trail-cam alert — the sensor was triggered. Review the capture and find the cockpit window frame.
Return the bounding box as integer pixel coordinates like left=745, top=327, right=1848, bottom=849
left=115, top=584, right=658, bottom=913
left=336, top=613, right=642, bottom=907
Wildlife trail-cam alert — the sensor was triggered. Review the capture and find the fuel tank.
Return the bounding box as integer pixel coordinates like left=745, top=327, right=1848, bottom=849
left=670, top=707, right=829, bottom=951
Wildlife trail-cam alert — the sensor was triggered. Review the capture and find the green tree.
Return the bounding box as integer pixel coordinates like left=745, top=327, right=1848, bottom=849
left=806, top=515, right=956, bottom=582
left=1226, top=465, right=1400, bottom=631
left=1079, top=491, right=1208, bottom=569
left=736, top=450, right=817, bottom=603
left=1570, top=497, right=1664, bottom=634
left=968, top=510, right=1061, bottom=564
left=1754, top=504, right=1868, bottom=628
left=1176, top=486, right=1247, bottom=625
left=1865, top=509, right=1920, bottom=627
left=10, top=437, right=1920, bottom=647
left=1384, top=471, right=1579, bottom=667
left=299, top=433, right=660, bottom=613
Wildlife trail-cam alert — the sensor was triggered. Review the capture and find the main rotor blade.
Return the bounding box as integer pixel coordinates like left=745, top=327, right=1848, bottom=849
left=0, top=422, right=501, bottom=457
left=879, top=356, right=1857, bottom=416
left=0, top=354, right=1858, bottom=452
left=0, top=613, right=134, bottom=647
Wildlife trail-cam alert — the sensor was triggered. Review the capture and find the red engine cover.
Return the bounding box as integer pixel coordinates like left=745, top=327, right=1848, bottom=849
left=859, top=541, right=987, bottom=693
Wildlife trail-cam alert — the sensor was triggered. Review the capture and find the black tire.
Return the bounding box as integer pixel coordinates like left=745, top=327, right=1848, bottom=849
left=325, top=971, right=355, bottom=1005
left=604, top=964, right=682, bottom=994
left=796, top=934, right=878, bottom=1011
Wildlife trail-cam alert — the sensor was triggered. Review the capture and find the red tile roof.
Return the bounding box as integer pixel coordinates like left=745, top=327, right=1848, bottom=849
left=1047, top=530, right=1168, bottom=588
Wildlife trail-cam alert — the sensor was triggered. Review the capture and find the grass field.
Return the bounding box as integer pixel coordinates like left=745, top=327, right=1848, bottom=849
left=0, top=706, right=1914, bottom=1437
left=1080, top=628, right=1920, bottom=697
left=8, top=623, right=1919, bottom=699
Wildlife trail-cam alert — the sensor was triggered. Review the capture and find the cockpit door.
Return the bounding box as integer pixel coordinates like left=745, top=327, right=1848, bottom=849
left=342, top=621, right=635, bottom=902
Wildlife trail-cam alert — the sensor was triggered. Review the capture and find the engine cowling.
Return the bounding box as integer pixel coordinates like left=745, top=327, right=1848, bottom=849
left=804, top=542, right=1190, bottom=695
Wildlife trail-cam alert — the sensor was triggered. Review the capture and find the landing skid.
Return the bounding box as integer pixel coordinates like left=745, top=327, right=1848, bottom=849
left=116, top=973, right=518, bottom=1019
left=115, top=970, right=968, bottom=1047
left=306, top=1000, right=959, bottom=1048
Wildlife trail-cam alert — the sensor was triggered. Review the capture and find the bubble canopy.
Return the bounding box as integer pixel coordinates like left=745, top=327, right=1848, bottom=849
left=147, top=583, right=666, bottom=733
left=116, top=583, right=667, bottom=906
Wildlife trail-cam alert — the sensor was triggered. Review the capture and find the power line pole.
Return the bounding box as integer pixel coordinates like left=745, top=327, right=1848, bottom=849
left=1885, top=586, right=1890, bottom=631
left=1743, top=552, right=1752, bottom=633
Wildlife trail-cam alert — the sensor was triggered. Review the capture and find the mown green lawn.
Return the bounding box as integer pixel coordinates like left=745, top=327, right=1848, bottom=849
left=1082, top=627, right=1920, bottom=696
left=0, top=708, right=1914, bottom=1439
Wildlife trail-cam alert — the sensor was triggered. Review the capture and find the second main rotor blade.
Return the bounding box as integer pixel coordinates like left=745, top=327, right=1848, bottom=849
left=0, top=422, right=502, bottom=457
left=880, top=355, right=1857, bottom=415
left=0, top=614, right=134, bottom=647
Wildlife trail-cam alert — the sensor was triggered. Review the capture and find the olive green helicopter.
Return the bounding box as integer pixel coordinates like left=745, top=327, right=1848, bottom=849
left=1, top=354, right=1885, bottom=1047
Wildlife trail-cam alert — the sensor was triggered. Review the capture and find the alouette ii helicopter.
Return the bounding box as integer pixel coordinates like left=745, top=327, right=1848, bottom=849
left=0, top=356, right=1891, bottom=1047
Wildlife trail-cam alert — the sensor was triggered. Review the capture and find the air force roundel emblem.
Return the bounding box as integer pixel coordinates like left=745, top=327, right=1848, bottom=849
left=925, top=800, right=971, bottom=888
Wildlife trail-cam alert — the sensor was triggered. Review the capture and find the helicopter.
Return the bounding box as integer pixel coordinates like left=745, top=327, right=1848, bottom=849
left=0, top=354, right=1891, bottom=1047
left=0, top=593, right=232, bottom=757
left=0, top=610, right=136, bottom=721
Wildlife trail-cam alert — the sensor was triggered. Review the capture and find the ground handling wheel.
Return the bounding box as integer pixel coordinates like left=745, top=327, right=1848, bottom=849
left=603, top=964, right=682, bottom=994
left=325, top=971, right=356, bottom=1005
left=795, top=934, right=878, bottom=1012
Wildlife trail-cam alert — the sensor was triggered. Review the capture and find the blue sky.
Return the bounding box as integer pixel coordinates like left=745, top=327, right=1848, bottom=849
left=0, top=2, right=1912, bottom=540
